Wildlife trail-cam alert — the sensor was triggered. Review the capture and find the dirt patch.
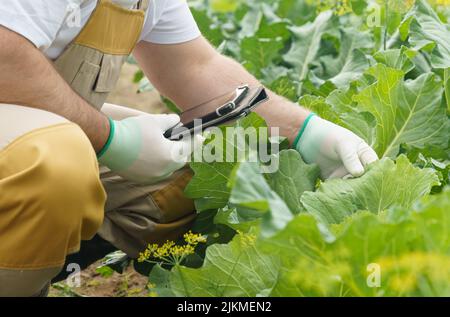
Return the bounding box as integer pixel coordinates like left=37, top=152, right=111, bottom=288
left=50, top=260, right=149, bottom=297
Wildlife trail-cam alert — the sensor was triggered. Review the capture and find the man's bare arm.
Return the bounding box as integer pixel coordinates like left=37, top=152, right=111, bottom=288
left=0, top=27, right=109, bottom=151
left=134, top=36, right=310, bottom=143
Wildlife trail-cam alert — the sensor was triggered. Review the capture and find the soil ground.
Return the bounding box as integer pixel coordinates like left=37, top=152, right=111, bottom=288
left=50, top=263, right=149, bottom=297
left=50, top=63, right=164, bottom=297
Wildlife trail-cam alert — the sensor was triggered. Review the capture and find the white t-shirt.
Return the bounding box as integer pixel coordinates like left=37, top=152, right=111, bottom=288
left=0, top=0, right=201, bottom=60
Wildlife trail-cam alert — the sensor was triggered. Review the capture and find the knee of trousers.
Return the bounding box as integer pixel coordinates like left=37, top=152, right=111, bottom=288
left=99, top=168, right=197, bottom=258
left=0, top=267, right=60, bottom=297
left=0, top=123, right=106, bottom=271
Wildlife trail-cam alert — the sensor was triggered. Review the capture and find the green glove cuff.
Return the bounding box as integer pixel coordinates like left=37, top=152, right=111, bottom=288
left=292, top=113, right=316, bottom=149
left=97, top=117, right=115, bottom=159
left=97, top=117, right=142, bottom=172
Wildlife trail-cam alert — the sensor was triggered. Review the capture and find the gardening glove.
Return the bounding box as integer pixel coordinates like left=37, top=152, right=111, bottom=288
left=294, top=113, right=378, bottom=179
left=97, top=112, right=203, bottom=184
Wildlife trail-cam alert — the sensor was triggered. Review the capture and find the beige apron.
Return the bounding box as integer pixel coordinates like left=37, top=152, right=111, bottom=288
left=54, top=0, right=196, bottom=258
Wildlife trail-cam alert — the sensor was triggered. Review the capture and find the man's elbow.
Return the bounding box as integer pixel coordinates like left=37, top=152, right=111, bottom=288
left=0, top=26, right=35, bottom=63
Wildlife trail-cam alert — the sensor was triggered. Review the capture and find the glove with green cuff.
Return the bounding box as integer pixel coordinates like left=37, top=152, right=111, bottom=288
left=294, top=113, right=378, bottom=179
left=98, top=112, right=202, bottom=185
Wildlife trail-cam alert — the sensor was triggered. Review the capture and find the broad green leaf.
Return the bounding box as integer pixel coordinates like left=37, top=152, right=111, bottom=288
left=276, top=0, right=318, bottom=25
left=325, top=84, right=358, bottom=110
left=185, top=113, right=267, bottom=211
left=284, top=11, right=333, bottom=87
left=408, top=0, right=450, bottom=69
left=445, top=67, right=450, bottom=112
left=256, top=16, right=291, bottom=41
left=303, top=77, right=377, bottom=148
left=241, top=36, right=284, bottom=78
left=168, top=233, right=280, bottom=297
left=214, top=206, right=260, bottom=233
left=191, top=8, right=224, bottom=47
left=354, top=64, right=448, bottom=158
left=300, top=90, right=376, bottom=146
left=267, top=76, right=299, bottom=101
left=402, top=141, right=450, bottom=166
left=265, top=150, right=320, bottom=214
left=350, top=0, right=367, bottom=15
left=222, top=112, right=268, bottom=160
left=315, top=29, right=372, bottom=88
left=300, top=95, right=342, bottom=124
left=185, top=161, right=236, bottom=211
left=325, top=49, right=370, bottom=88
left=373, top=46, right=417, bottom=73
left=239, top=6, right=263, bottom=38
left=148, top=265, right=176, bottom=297
left=229, top=161, right=293, bottom=237
left=270, top=135, right=290, bottom=151
left=409, top=50, right=434, bottom=77
left=299, top=75, right=338, bottom=97
left=301, top=155, right=440, bottom=224
left=190, top=209, right=236, bottom=248
left=260, top=214, right=330, bottom=296
left=384, top=1, right=411, bottom=35
left=262, top=189, right=450, bottom=296
left=260, top=65, right=291, bottom=84
left=404, top=147, right=450, bottom=193
left=336, top=110, right=377, bottom=147
left=300, top=92, right=372, bottom=146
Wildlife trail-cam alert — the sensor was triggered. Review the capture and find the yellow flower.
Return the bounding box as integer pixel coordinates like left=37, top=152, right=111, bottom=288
left=389, top=0, right=415, bottom=14
left=137, top=231, right=207, bottom=265
left=184, top=231, right=207, bottom=245
left=315, top=0, right=353, bottom=15
left=377, top=252, right=450, bottom=294
left=152, top=241, right=175, bottom=259
left=237, top=231, right=257, bottom=248
left=183, top=244, right=195, bottom=256
left=137, top=253, right=146, bottom=263
left=432, top=0, right=450, bottom=6
left=170, top=245, right=185, bottom=257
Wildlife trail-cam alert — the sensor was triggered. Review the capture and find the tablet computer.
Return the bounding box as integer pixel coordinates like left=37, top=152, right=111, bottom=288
left=164, top=85, right=269, bottom=140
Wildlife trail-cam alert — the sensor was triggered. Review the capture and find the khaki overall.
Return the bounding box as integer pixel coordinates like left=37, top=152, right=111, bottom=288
left=0, top=0, right=196, bottom=296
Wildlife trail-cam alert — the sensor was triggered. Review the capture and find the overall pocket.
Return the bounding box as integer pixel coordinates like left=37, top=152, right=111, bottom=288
left=94, top=55, right=126, bottom=93
left=69, top=54, right=125, bottom=110
left=71, top=60, right=101, bottom=100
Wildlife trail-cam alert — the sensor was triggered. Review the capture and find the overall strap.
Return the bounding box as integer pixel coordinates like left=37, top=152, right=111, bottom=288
left=54, top=0, right=148, bottom=110
left=137, top=0, right=150, bottom=12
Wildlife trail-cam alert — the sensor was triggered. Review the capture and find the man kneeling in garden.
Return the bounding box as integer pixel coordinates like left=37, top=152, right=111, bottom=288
left=0, top=0, right=378, bottom=296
